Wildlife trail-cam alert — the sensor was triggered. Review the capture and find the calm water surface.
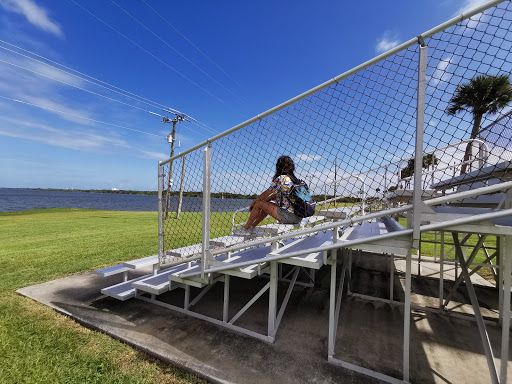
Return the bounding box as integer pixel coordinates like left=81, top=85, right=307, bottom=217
left=0, top=188, right=249, bottom=212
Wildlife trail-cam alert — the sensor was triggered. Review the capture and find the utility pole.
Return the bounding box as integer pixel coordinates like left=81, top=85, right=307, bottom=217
left=162, top=113, right=186, bottom=220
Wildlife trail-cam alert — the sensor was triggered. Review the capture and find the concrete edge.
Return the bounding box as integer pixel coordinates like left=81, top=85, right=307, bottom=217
left=15, top=288, right=230, bottom=384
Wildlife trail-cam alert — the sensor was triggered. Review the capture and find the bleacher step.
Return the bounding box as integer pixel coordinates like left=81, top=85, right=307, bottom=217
left=178, top=245, right=273, bottom=280
left=93, top=264, right=130, bottom=278
left=124, top=254, right=158, bottom=269
left=131, top=263, right=190, bottom=295
left=269, top=231, right=333, bottom=269
left=101, top=274, right=151, bottom=301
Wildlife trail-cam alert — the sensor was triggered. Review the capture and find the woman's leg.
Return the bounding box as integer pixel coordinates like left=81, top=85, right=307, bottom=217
left=244, top=201, right=279, bottom=229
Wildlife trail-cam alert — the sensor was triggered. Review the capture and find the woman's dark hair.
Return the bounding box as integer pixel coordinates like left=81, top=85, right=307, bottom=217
left=273, top=155, right=298, bottom=182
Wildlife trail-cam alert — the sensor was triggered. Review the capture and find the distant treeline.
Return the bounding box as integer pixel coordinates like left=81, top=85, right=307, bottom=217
left=41, top=188, right=159, bottom=195
left=39, top=188, right=363, bottom=202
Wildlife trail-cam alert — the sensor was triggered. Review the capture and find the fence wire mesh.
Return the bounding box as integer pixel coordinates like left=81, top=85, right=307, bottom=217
left=159, top=0, right=512, bottom=267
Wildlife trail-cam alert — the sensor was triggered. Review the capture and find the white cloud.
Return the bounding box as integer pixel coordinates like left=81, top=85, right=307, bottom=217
left=295, top=153, right=322, bottom=162
left=138, top=150, right=169, bottom=160
left=26, top=60, right=86, bottom=88
left=375, top=32, right=400, bottom=54
left=454, top=0, right=490, bottom=15
left=0, top=0, right=63, bottom=37
left=429, top=56, right=455, bottom=87
left=0, top=116, right=130, bottom=152
left=22, top=96, right=95, bottom=125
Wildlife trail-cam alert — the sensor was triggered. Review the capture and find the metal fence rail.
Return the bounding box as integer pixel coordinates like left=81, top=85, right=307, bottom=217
left=158, top=0, right=512, bottom=271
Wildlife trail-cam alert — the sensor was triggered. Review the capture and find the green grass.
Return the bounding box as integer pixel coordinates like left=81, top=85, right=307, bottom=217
left=0, top=208, right=206, bottom=384
left=0, top=208, right=497, bottom=383
left=397, top=217, right=497, bottom=281
left=318, top=202, right=356, bottom=210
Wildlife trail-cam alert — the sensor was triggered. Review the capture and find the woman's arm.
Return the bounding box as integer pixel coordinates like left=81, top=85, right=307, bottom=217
left=250, top=189, right=276, bottom=210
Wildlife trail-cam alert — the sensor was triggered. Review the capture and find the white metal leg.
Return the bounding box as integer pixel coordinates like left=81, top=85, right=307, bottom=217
left=189, top=280, right=216, bottom=307
left=223, top=275, right=230, bottom=322
left=347, top=249, right=353, bottom=294
left=403, top=246, right=412, bottom=383
left=499, top=236, right=504, bottom=326
left=443, top=235, right=487, bottom=308
left=500, top=236, right=511, bottom=383
left=229, top=281, right=270, bottom=325
left=273, top=267, right=300, bottom=337
left=390, top=253, right=394, bottom=303
left=453, top=233, right=499, bottom=384
left=439, top=231, right=444, bottom=309
left=184, top=285, right=190, bottom=310
left=328, top=254, right=338, bottom=358
left=268, top=261, right=278, bottom=336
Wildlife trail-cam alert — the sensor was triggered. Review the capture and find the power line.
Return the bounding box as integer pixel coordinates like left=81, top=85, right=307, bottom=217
left=0, top=38, right=220, bottom=136
left=140, top=0, right=241, bottom=88
left=0, top=38, right=173, bottom=113
left=0, top=57, right=166, bottom=118
left=0, top=43, right=170, bottom=114
left=0, top=95, right=164, bottom=137
left=110, top=0, right=243, bottom=104
left=69, top=0, right=244, bottom=118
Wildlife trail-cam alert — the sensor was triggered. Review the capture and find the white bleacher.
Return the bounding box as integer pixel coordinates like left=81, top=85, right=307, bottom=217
left=101, top=274, right=151, bottom=301
left=385, top=188, right=438, bottom=203
left=268, top=230, right=333, bottom=269
left=131, top=263, right=190, bottom=295
left=93, top=264, right=130, bottom=278
left=338, top=217, right=410, bottom=255
left=175, top=245, right=273, bottom=281
left=124, top=254, right=158, bottom=269
left=95, top=216, right=327, bottom=282
left=432, top=160, right=512, bottom=191
left=317, top=207, right=351, bottom=219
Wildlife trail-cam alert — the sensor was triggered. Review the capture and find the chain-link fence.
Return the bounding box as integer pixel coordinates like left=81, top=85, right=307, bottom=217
left=158, top=0, right=512, bottom=268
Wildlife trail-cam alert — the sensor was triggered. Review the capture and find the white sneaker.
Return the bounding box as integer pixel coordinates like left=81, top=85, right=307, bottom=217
left=233, top=227, right=254, bottom=236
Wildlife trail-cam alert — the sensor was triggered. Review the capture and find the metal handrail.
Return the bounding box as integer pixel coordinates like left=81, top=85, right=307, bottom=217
left=208, top=179, right=512, bottom=257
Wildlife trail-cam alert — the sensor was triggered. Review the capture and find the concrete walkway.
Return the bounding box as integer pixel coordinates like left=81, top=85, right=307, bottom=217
left=17, top=252, right=510, bottom=384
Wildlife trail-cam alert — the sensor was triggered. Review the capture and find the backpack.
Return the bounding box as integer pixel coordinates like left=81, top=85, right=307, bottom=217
left=289, top=179, right=316, bottom=218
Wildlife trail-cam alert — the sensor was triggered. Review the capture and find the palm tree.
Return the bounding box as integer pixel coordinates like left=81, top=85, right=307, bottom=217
left=446, top=74, right=512, bottom=174
left=400, top=154, right=439, bottom=180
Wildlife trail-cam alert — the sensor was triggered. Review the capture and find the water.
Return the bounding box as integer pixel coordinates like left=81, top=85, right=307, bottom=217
left=0, top=188, right=250, bottom=212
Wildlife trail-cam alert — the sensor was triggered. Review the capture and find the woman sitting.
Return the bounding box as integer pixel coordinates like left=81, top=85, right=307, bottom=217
left=234, top=155, right=302, bottom=236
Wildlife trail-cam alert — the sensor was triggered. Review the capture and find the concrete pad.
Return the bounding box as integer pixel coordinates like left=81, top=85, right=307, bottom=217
left=17, top=252, right=511, bottom=384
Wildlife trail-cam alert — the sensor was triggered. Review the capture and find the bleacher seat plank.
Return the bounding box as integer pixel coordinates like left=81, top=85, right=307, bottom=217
left=432, top=160, right=512, bottom=190
left=317, top=207, right=351, bottom=219
left=270, top=231, right=333, bottom=269
left=93, top=264, right=130, bottom=278
left=131, top=264, right=190, bottom=295
left=124, top=254, right=158, bottom=269
left=257, top=216, right=326, bottom=235
left=166, top=244, right=203, bottom=258
left=338, top=218, right=411, bottom=255
left=220, top=246, right=272, bottom=278
left=210, top=235, right=259, bottom=248
left=101, top=274, right=151, bottom=301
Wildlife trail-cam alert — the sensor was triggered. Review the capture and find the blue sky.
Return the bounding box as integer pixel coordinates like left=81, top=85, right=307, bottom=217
left=0, top=0, right=491, bottom=190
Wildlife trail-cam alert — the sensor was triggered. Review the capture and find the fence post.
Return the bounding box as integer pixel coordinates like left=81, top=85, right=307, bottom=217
left=404, top=41, right=428, bottom=383
left=201, top=144, right=212, bottom=280
left=158, top=162, right=164, bottom=268
left=176, top=154, right=187, bottom=219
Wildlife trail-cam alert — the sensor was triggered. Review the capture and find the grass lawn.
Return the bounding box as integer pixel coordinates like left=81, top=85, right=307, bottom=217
left=0, top=208, right=206, bottom=384
left=0, top=209, right=498, bottom=383
left=397, top=217, right=497, bottom=281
